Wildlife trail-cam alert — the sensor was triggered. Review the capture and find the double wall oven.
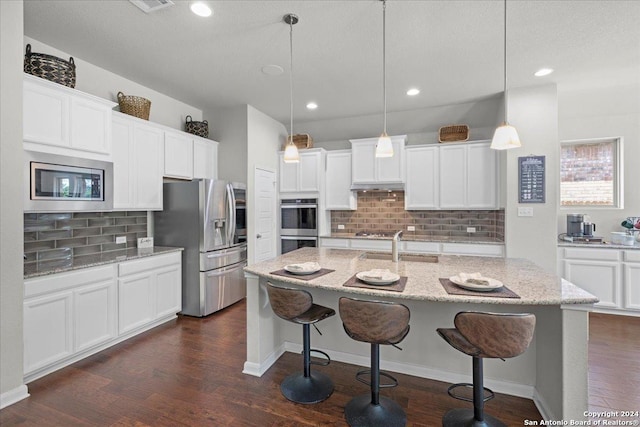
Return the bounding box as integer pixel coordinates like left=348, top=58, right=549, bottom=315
left=280, top=198, right=318, bottom=254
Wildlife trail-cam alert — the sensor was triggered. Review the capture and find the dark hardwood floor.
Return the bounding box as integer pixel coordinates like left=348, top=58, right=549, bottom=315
left=2, top=302, right=635, bottom=426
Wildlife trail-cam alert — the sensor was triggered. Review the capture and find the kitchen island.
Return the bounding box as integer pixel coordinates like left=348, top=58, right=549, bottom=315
left=244, top=247, right=597, bottom=422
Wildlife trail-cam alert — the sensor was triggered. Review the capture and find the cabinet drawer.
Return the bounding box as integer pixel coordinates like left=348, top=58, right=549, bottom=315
left=563, top=247, right=621, bottom=261
left=320, top=238, right=350, bottom=249
left=623, top=250, right=640, bottom=262
left=403, top=241, right=440, bottom=253
left=441, top=243, right=504, bottom=257
left=350, top=239, right=391, bottom=251
left=118, top=252, right=181, bottom=276
left=25, top=265, right=115, bottom=298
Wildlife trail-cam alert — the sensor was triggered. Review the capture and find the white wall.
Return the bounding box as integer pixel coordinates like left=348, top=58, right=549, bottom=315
left=24, top=36, right=203, bottom=130
left=208, top=106, right=248, bottom=183
left=1, top=0, right=28, bottom=408
left=505, top=84, right=559, bottom=273
left=558, top=83, right=640, bottom=236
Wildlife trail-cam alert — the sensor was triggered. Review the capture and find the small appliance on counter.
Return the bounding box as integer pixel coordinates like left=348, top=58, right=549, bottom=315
left=560, top=213, right=602, bottom=243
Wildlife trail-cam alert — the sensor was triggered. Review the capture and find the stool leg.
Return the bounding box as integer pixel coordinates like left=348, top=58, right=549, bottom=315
left=303, top=324, right=311, bottom=378
left=371, top=343, right=380, bottom=405
left=473, top=356, right=484, bottom=422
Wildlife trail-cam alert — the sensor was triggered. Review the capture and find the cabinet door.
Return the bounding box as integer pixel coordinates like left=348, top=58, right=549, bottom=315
left=193, top=138, right=218, bottom=179
left=70, top=97, right=112, bottom=154
left=439, top=145, right=467, bottom=208
left=74, top=280, right=117, bottom=352
left=112, top=116, right=133, bottom=209
left=155, top=264, right=182, bottom=319
left=375, top=138, right=404, bottom=183
left=326, top=151, right=356, bottom=210
left=118, top=274, right=154, bottom=335
left=467, top=143, right=497, bottom=208
left=133, top=124, right=164, bottom=210
left=624, top=263, right=640, bottom=310
left=351, top=143, right=376, bottom=184
left=299, top=151, right=321, bottom=192
left=24, top=291, right=73, bottom=374
left=563, top=260, right=621, bottom=308
left=164, top=131, right=194, bottom=179
left=23, top=80, right=69, bottom=147
left=279, top=154, right=300, bottom=192
left=405, top=146, right=439, bottom=209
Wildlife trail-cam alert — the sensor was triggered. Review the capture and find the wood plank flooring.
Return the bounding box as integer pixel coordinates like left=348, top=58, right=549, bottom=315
left=1, top=303, right=636, bottom=426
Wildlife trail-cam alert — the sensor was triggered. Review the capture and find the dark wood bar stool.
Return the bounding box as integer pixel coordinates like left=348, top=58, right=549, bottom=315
left=437, top=311, right=536, bottom=427
left=265, top=282, right=335, bottom=404
left=339, top=297, right=411, bottom=427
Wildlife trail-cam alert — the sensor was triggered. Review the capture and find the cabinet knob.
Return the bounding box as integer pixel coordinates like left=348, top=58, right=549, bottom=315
left=256, top=234, right=262, bottom=239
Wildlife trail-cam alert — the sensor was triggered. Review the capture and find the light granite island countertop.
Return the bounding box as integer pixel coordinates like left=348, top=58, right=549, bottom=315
left=243, top=247, right=597, bottom=423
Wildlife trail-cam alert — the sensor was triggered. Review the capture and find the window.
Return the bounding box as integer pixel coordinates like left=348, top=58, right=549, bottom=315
left=560, top=137, right=622, bottom=208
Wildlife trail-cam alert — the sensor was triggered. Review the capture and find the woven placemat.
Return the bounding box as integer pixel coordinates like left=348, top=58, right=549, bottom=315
left=269, top=268, right=335, bottom=281
left=439, top=278, right=520, bottom=299
left=343, top=274, right=407, bottom=292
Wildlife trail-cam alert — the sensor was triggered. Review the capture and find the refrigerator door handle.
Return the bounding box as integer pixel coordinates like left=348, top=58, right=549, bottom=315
left=226, top=183, right=236, bottom=245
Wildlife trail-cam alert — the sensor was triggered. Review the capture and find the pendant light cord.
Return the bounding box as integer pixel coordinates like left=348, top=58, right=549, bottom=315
left=382, top=0, right=387, bottom=134
left=503, top=0, right=508, bottom=124
left=289, top=17, right=294, bottom=140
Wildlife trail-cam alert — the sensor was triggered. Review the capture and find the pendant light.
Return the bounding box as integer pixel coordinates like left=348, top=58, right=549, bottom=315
left=283, top=13, right=300, bottom=163
left=375, top=0, right=393, bottom=158
left=490, top=0, right=521, bottom=150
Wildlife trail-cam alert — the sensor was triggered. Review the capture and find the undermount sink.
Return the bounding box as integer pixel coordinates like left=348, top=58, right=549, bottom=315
left=359, top=252, right=439, bottom=263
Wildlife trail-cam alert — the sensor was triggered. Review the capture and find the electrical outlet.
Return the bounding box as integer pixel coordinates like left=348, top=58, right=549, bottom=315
left=518, top=207, right=534, bottom=217
left=116, top=236, right=126, bottom=244
left=466, top=227, right=476, bottom=233
left=338, top=224, right=345, bottom=230
left=407, top=225, right=416, bottom=231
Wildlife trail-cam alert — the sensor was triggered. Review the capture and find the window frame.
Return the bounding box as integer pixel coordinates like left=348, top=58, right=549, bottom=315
left=559, top=136, right=624, bottom=210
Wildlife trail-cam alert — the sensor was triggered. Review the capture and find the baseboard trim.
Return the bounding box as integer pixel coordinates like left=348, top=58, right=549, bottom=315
left=0, top=385, right=29, bottom=409
left=242, top=343, right=286, bottom=377
left=533, top=388, right=557, bottom=421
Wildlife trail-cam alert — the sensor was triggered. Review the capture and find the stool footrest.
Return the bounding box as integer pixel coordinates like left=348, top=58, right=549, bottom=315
left=355, top=369, right=399, bottom=388
left=309, top=349, right=330, bottom=366
left=447, top=382, right=495, bottom=403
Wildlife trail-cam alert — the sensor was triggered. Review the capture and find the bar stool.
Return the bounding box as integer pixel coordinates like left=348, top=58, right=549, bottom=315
left=437, top=311, right=536, bottom=427
left=265, top=282, right=335, bottom=404
left=339, top=297, right=411, bottom=427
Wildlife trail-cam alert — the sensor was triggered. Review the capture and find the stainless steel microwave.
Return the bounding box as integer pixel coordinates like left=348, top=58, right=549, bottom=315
left=24, top=151, right=113, bottom=212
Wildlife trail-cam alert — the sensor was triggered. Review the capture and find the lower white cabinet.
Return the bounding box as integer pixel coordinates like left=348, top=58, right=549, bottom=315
left=23, top=252, right=182, bottom=382
left=559, top=247, right=639, bottom=315
left=319, top=238, right=503, bottom=257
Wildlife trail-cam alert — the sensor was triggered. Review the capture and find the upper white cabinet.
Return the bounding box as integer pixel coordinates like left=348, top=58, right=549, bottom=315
left=193, top=136, right=218, bottom=179
left=405, top=145, right=439, bottom=210
left=279, top=148, right=324, bottom=194
left=112, top=112, right=164, bottom=210
left=350, top=135, right=406, bottom=186
left=23, top=75, right=116, bottom=160
left=164, top=130, right=194, bottom=180
left=325, top=150, right=357, bottom=210
left=439, top=142, right=497, bottom=209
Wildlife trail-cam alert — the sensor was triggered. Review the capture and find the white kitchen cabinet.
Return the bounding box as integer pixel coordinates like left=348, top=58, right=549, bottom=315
left=439, top=142, right=497, bottom=209
left=193, top=136, right=218, bottom=179
left=325, top=150, right=357, bottom=210
left=23, top=74, right=115, bottom=160
left=279, top=148, right=324, bottom=194
left=112, top=112, right=164, bottom=210
left=623, top=250, right=640, bottom=311
left=118, top=252, right=182, bottom=335
left=73, top=280, right=117, bottom=353
left=350, top=135, right=406, bottom=186
left=405, top=145, right=439, bottom=210
left=164, top=130, right=194, bottom=179
left=440, top=243, right=504, bottom=257
left=318, top=237, right=503, bottom=257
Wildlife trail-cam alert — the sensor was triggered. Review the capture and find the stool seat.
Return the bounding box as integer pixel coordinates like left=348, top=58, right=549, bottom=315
left=437, top=311, right=536, bottom=427
left=266, top=282, right=335, bottom=404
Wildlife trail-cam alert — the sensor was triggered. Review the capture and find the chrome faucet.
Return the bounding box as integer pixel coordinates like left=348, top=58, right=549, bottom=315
left=391, top=230, right=403, bottom=262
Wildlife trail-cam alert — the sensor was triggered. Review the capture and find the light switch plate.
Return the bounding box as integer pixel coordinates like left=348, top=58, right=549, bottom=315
left=407, top=225, right=416, bottom=231
left=338, top=224, right=345, bottom=230
left=466, top=227, right=476, bottom=233
left=115, top=236, right=127, bottom=244
left=518, top=207, right=534, bottom=217
left=137, top=237, right=154, bottom=248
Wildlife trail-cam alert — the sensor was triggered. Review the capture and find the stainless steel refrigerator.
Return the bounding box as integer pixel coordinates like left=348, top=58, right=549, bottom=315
left=154, top=179, right=247, bottom=317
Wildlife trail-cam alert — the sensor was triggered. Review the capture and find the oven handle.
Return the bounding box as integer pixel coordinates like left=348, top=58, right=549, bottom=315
left=281, top=236, right=318, bottom=241
left=281, top=204, right=317, bottom=209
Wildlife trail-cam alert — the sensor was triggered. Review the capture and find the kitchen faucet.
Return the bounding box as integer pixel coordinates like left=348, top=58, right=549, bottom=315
left=392, top=230, right=403, bottom=262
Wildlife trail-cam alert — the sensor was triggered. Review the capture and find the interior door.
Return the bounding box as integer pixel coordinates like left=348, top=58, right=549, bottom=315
left=254, top=167, right=276, bottom=263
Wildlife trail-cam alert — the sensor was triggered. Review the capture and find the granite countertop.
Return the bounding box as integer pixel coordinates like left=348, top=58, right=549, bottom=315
left=24, top=246, right=183, bottom=279
left=558, top=241, right=640, bottom=250
left=244, top=247, right=597, bottom=306
left=323, top=233, right=504, bottom=245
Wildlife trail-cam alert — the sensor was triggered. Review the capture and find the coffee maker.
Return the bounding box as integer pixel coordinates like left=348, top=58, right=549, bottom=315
left=566, top=214, right=584, bottom=237
left=565, top=213, right=601, bottom=242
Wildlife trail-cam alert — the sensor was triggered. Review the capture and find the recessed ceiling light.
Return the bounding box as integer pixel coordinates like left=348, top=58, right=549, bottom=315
left=534, top=68, right=554, bottom=77
left=190, top=2, right=212, bottom=17
left=406, top=88, right=420, bottom=96
left=261, top=64, right=284, bottom=76
left=306, top=102, right=318, bottom=110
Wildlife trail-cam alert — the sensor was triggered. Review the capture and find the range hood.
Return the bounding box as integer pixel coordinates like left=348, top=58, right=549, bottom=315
left=350, top=183, right=405, bottom=191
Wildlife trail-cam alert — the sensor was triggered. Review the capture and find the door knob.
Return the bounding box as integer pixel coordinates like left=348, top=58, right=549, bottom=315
left=256, top=234, right=262, bottom=239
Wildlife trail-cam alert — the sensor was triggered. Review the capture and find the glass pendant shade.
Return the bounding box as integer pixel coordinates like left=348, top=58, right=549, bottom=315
left=375, top=132, right=394, bottom=157
left=490, top=123, right=521, bottom=150
left=283, top=138, right=300, bottom=163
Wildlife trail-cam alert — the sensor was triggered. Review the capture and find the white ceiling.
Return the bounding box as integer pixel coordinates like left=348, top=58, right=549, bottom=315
left=23, top=0, right=640, bottom=127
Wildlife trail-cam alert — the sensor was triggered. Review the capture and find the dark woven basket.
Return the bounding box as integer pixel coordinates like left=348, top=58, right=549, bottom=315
left=185, top=115, right=209, bottom=138
left=24, top=44, right=76, bottom=88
